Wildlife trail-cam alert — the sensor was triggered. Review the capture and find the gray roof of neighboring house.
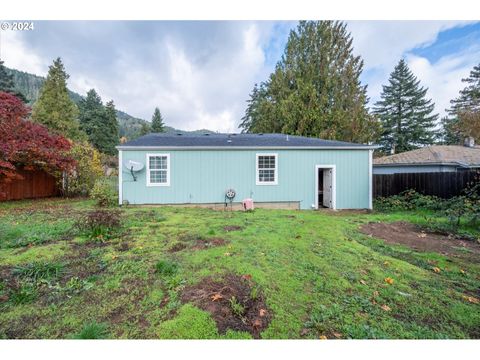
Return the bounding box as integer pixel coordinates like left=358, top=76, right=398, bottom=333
left=117, top=133, right=377, bottom=149
left=374, top=145, right=480, bottom=167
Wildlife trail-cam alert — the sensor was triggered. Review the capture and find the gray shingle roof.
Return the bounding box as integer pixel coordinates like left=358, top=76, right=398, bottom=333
left=374, top=145, right=480, bottom=167
left=118, top=133, right=375, bottom=149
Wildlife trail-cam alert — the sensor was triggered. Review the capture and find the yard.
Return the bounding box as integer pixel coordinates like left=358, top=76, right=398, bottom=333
left=0, top=199, right=479, bottom=339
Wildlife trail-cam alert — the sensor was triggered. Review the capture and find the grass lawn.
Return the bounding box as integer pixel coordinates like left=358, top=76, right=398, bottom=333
left=0, top=198, right=479, bottom=339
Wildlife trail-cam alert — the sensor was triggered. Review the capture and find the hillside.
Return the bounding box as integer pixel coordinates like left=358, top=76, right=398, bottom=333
left=6, top=67, right=216, bottom=139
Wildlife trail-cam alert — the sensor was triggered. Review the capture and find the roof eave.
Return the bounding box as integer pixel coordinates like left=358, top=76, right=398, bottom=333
left=373, top=162, right=477, bottom=167
left=116, top=145, right=380, bottom=151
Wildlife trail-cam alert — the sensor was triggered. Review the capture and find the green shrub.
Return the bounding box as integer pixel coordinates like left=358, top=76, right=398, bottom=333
left=75, top=209, right=122, bottom=241
left=91, top=178, right=117, bottom=207
left=73, top=321, right=108, bottom=339
left=64, top=141, right=104, bottom=197
left=374, top=190, right=446, bottom=212
left=155, top=260, right=178, bottom=276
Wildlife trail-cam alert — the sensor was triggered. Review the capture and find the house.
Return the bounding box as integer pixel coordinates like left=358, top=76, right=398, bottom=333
left=117, top=133, right=377, bottom=210
left=373, top=138, right=480, bottom=175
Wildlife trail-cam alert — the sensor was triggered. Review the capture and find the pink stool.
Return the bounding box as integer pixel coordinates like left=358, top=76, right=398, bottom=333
left=242, top=198, right=254, bottom=211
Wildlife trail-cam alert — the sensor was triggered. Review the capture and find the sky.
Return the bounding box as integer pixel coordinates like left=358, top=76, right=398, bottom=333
left=0, top=20, right=479, bottom=132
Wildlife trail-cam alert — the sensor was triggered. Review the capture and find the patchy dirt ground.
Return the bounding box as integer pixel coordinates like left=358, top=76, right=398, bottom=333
left=360, top=221, right=480, bottom=259
left=169, top=235, right=228, bottom=252
left=192, top=237, right=228, bottom=250
left=223, top=225, right=242, bottom=232
left=181, top=274, right=270, bottom=338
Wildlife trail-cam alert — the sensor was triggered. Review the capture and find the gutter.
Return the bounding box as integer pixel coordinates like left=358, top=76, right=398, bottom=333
left=116, top=145, right=380, bottom=151
left=373, top=161, right=477, bottom=168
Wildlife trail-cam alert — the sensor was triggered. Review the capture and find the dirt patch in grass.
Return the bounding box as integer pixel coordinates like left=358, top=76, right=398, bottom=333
left=223, top=225, right=242, bottom=232
left=360, top=221, right=480, bottom=259
left=192, top=237, right=228, bottom=250
left=181, top=274, right=270, bottom=338
left=168, top=243, right=187, bottom=253
left=170, top=236, right=229, bottom=252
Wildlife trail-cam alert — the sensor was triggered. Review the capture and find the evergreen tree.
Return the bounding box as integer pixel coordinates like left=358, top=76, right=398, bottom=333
left=139, top=122, right=151, bottom=136
left=442, top=63, right=480, bottom=144
left=0, top=59, right=28, bottom=102
left=104, top=100, right=120, bottom=155
left=31, top=58, right=84, bottom=140
left=239, top=21, right=380, bottom=143
left=78, top=89, right=118, bottom=155
left=151, top=107, right=165, bottom=133
left=373, top=59, right=438, bottom=154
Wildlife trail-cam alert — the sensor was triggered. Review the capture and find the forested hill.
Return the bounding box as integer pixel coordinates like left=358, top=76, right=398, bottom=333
left=6, top=67, right=215, bottom=139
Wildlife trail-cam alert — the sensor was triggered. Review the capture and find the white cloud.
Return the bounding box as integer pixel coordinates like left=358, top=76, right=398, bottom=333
left=406, top=45, right=480, bottom=116
left=2, top=21, right=479, bottom=133
left=347, top=21, right=479, bottom=118
left=0, top=30, right=46, bottom=75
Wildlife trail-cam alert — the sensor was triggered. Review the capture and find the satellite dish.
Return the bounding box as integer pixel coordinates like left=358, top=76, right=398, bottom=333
left=124, top=160, right=144, bottom=172
left=123, top=160, right=144, bottom=181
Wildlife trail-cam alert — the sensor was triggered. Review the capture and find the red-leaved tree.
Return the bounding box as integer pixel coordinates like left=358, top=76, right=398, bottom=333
left=0, top=92, right=76, bottom=184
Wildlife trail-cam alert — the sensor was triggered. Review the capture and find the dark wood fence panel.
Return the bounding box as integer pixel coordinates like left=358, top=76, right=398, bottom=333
left=0, top=170, right=60, bottom=201
left=373, top=170, right=479, bottom=199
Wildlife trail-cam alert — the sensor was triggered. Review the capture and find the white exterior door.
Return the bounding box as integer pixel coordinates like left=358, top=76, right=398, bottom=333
left=323, top=169, right=332, bottom=208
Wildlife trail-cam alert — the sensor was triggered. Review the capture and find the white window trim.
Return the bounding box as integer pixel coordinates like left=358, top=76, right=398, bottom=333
left=256, top=153, right=278, bottom=186
left=118, top=150, right=123, bottom=205
left=146, top=153, right=170, bottom=187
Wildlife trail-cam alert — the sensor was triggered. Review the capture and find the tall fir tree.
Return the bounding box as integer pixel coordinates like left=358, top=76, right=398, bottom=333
left=79, top=89, right=117, bottom=155
left=104, top=100, right=120, bottom=155
left=151, top=107, right=165, bottom=133
left=0, top=59, right=28, bottom=102
left=441, top=63, right=480, bottom=144
left=31, top=58, right=84, bottom=140
left=373, top=59, right=438, bottom=154
left=239, top=21, right=380, bottom=143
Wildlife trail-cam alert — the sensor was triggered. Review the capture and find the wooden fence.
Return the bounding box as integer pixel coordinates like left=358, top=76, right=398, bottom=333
left=373, top=170, right=480, bottom=199
left=0, top=170, right=60, bottom=201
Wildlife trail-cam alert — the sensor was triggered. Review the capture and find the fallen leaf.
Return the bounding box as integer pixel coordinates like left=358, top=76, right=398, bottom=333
left=224, top=252, right=232, bottom=256
left=111, top=255, right=118, bottom=260
left=211, top=293, right=223, bottom=301
left=259, top=309, right=267, bottom=317
left=241, top=274, right=252, bottom=281
left=462, top=295, right=479, bottom=304
left=319, top=335, right=328, bottom=340
left=417, top=233, right=427, bottom=238
left=360, top=279, right=367, bottom=285
left=333, top=332, right=342, bottom=339
left=252, top=319, right=262, bottom=329
left=380, top=304, right=391, bottom=311
left=432, top=267, right=441, bottom=273
left=384, top=277, right=394, bottom=285
left=460, top=269, right=466, bottom=275
left=300, top=328, right=309, bottom=336
left=372, top=291, right=379, bottom=297
left=383, top=261, right=389, bottom=266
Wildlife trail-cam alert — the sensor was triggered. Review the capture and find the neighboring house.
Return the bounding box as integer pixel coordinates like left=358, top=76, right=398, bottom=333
left=373, top=140, right=480, bottom=175
left=117, top=133, right=377, bottom=210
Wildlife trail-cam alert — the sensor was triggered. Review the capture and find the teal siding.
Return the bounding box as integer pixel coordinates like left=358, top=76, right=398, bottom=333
left=121, top=149, right=370, bottom=209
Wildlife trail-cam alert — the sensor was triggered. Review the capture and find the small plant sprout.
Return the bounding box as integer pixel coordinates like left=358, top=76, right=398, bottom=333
left=229, top=296, right=245, bottom=317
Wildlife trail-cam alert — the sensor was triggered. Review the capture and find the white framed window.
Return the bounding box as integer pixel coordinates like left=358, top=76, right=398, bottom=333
left=146, top=153, right=170, bottom=186
left=256, top=153, right=278, bottom=185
